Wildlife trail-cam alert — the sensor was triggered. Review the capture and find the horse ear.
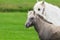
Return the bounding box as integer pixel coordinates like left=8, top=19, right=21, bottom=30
left=42, top=1, right=44, bottom=4
left=41, top=1, right=45, bottom=5
left=41, top=1, right=45, bottom=8
left=28, top=11, right=31, bottom=15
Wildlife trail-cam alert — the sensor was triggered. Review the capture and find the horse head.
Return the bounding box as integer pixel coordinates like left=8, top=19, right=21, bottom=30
left=33, top=1, right=45, bottom=16
left=25, top=11, right=36, bottom=28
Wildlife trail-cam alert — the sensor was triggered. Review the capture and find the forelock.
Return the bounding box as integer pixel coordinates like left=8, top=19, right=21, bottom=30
left=28, top=11, right=35, bottom=18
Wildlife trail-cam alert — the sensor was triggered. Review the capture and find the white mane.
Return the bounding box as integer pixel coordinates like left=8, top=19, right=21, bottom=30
left=34, top=1, right=60, bottom=26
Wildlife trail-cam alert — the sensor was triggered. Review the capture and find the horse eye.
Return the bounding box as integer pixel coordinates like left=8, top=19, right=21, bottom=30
left=38, top=8, right=40, bottom=11
left=31, top=18, right=34, bottom=20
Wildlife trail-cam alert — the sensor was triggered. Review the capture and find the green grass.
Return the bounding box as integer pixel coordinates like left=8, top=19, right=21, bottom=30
left=0, top=0, right=36, bottom=11
left=0, top=12, right=39, bottom=40
left=0, top=0, right=60, bottom=40
left=0, top=0, right=60, bottom=12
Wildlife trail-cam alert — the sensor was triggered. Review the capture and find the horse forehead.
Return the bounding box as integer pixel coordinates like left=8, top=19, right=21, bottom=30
left=33, top=2, right=43, bottom=14
left=28, top=11, right=34, bottom=17
left=28, top=14, right=35, bottom=18
left=34, top=1, right=42, bottom=8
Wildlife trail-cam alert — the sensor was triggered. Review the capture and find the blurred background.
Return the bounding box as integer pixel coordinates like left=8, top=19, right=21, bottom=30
left=0, top=0, right=60, bottom=40
left=0, top=0, right=60, bottom=12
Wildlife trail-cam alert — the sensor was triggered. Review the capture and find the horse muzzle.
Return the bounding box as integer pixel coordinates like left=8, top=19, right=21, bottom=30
left=25, top=22, right=32, bottom=28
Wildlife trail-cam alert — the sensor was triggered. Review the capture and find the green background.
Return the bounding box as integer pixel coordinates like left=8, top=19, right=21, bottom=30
left=0, top=0, right=60, bottom=40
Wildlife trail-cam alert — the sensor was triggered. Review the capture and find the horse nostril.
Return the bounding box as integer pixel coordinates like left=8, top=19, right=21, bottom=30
left=25, top=24, right=29, bottom=28
left=26, top=24, right=29, bottom=27
left=25, top=23, right=30, bottom=27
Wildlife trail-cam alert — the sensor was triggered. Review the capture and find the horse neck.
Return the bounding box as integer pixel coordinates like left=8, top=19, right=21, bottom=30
left=33, top=16, right=47, bottom=33
left=34, top=16, right=53, bottom=39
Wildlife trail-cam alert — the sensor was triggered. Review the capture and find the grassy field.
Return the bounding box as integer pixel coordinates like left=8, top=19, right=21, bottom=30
left=0, top=0, right=60, bottom=40
left=0, top=12, right=39, bottom=40
left=0, top=0, right=60, bottom=12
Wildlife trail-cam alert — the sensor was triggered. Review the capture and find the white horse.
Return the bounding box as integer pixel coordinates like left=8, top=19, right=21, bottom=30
left=33, top=1, right=60, bottom=26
